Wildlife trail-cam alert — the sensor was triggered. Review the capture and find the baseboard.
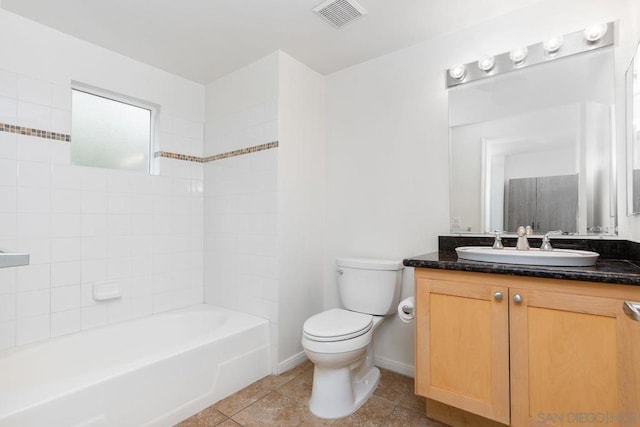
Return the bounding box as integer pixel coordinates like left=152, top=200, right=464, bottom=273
left=375, top=356, right=415, bottom=378
left=277, top=351, right=308, bottom=375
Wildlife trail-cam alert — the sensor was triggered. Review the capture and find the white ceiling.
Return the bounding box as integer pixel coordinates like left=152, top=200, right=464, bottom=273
left=1, top=0, right=543, bottom=84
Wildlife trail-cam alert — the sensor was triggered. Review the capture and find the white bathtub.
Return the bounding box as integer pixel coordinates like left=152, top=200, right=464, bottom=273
left=0, top=304, right=271, bottom=427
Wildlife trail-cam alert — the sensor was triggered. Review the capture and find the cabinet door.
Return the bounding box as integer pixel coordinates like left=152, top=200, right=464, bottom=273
left=510, top=289, right=640, bottom=427
left=415, top=276, right=510, bottom=424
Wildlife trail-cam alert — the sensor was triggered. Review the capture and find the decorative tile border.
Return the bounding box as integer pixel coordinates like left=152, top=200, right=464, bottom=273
left=0, top=121, right=277, bottom=163
left=154, top=151, right=204, bottom=163
left=0, top=122, right=70, bottom=142
left=155, top=141, right=279, bottom=164
left=203, top=141, right=279, bottom=162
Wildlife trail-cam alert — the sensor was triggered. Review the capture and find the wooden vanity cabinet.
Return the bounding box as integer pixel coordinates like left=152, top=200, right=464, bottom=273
left=415, top=269, right=640, bottom=427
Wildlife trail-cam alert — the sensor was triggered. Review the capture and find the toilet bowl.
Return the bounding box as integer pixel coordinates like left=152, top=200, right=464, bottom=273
left=302, top=309, right=385, bottom=419
left=301, top=258, right=403, bottom=419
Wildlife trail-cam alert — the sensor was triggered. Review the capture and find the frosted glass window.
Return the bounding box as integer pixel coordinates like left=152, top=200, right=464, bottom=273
left=71, top=89, right=152, bottom=173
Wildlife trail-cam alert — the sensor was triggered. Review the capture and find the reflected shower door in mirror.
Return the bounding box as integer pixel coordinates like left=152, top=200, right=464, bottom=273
left=626, top=42, right=640, bottom=215
left=449, top=49, right=616, bottom=235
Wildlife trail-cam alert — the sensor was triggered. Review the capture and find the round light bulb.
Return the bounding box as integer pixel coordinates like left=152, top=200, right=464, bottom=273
left=543, top=36, right=563, bottom=54
left=449, top=65, right=466, bottom=81
left=584, top=23, right=607, bottom=42
left=478, top=55, right=495, bottom=72
left=509, top=47, right=528, bottom=65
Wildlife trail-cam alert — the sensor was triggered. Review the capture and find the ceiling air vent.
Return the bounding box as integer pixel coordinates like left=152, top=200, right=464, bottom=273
left=313, top=0, right=368, bottom=29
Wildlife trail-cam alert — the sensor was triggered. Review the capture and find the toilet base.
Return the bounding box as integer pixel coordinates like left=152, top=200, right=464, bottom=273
left=308, top=364, right=381, bottom=419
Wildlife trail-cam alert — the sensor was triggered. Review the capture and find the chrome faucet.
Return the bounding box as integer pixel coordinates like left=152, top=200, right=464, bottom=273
left=516, top=226, right=531, bottom=251
left=540, top=230, right=563, bottom=251
left=492, top=230, right=504, bottom=249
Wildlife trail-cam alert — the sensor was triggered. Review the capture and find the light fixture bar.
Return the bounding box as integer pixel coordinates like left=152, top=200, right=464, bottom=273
left=445, top=22, right=614, bottom=88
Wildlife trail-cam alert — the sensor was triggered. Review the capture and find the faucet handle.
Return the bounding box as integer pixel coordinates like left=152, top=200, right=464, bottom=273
left=540, top=230, right=563, bottom=251
left=491, top=230, right=504, bottom=249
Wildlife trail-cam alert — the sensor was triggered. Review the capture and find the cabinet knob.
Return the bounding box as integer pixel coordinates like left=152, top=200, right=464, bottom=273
left=513, top=294, right=523, bottom=304
left=493, top=292, right=503, bottom=301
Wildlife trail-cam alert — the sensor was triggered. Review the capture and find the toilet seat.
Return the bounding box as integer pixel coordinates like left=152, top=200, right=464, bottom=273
left=303, top=308, right=372, bottom=342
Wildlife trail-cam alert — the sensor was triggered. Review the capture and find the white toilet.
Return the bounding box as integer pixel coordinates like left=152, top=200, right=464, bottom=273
left=301, top=258, right=404, bottom=419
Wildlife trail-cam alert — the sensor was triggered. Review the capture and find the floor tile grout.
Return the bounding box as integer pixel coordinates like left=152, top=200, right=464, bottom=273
left=177, top=361, right=447, bottom=426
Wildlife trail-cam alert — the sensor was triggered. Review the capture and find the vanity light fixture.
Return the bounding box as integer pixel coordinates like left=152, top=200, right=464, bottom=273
left=543, top=36, right=563, bottom=54
left=509, top=47, right=528, bottom=65
left=449, top=65, right=467, bottom=81
left=478, top=55, right=496, bottom=72
left=445, top=21, right=613, bottom=88
left=584, top=23, right=608, bottom=43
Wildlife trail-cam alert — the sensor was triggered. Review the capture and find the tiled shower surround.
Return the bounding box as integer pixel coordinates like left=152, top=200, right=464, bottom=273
left=0, top=68, right=281, bottom=351
left=0, top=71, right=207, bottom=350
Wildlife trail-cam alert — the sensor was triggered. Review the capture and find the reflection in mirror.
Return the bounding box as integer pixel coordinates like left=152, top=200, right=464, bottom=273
left=627, top=42, right=640, bottom=215
left=449, top=49, right=616, bottom=235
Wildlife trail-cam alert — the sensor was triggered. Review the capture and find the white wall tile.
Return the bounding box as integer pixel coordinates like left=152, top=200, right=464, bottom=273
left=17, top=213, right=50, bottom=239
left=81, top=214, right=108, bottom=237
left=51, top=285, right=80, bottom=312
left=18, top=76, right=51, bottom=106
left=16, top=289, right=50, bottom=318
left=81, top=191, right=108, bottom=214
left=51, top=84, right=71, bottom=110
left=0, top=96, right=17, bottom=123
left=0, top=268, right=17, bottom=295
left=51, top=309, right=81, bottom=337
left=0, top=213, right=18, bottom=240
left=81, top=259, right=107, bottom=285
left=17, top=187, right=51, bottom=213
left=0, top=158, right=17, bottom=186
left=52, top=165, right=81, bottom=190
left=81, top=305, right=107, bottom=329
left=0, top=132, right=18, bottom=159
left=0, top=321, right=16, bottom=350
left=17, top=161, right=51, bottom=188
left=52, top=213, right=81, bottom=237
left=107, top=299, right=131, bottom=323
left=17, top=136, right=51, bottom=162
left=16, top=314, right=49, bottom=345
left=0, top=294, right=16, bottom=322
left=0, top=186, right=16, bottom=212
left=81, top=236, right=108, bottom=260
left=0, top=70, right=18, bottom=99
left=51, top=237, right=81, bottom=262
left=51, top=141, right=70, bottom=164
left=51, top=109, right=71, bottom=134
left=17, top=264, right=50, bottom=292
left=52, top=189, right=82, bottom=214
left=51, top=261, right=81, bottom=288
left=17, top=101, right=51, bottom=129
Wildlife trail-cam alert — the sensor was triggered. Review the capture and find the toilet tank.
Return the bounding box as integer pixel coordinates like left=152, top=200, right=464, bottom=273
left=336, top=258, right=404, bottom=316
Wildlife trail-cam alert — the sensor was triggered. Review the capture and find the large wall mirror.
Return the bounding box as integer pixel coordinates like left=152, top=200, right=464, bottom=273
left=626, top=41, right=640, bottom=215
left=449, top=48, right=616, bottom=235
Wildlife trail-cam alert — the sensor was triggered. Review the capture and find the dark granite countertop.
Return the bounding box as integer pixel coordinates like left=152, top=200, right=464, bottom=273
left=403, top=251, right=640, bottom=286
left=403, top=236, right=640, bottom=286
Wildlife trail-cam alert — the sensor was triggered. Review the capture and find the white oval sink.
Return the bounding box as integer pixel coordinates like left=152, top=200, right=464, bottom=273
left=455, top=246, right=599, bottom=267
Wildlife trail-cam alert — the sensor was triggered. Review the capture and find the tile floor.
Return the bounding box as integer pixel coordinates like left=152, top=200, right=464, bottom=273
left=176, top=361, right=448, bottom=426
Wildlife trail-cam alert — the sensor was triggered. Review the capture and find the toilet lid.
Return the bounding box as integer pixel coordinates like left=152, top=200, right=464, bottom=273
left=303, top=308, right=373, bottom=342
